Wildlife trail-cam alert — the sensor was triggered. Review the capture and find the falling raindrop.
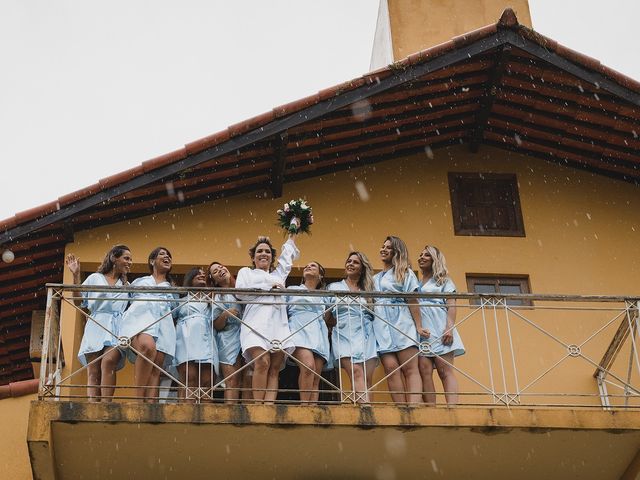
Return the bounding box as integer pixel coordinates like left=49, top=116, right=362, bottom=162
left=165, top=182, right=175, bottom=197
left=384, top=431, right=407, bottom=457
left=355, top=180, right=370, bottom=201
left=235, top=238, right=242, bottom=248
left=514, top=134, right=522, bottom=146
left=375, top=464, right=396, bottom=480
left=351, top=99, right=373, bottom=121
left=424, top=145, right=434, bottom=159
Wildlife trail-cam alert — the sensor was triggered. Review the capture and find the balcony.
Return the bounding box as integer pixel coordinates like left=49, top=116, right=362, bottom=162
left=28, top=284, right=640, bottom=479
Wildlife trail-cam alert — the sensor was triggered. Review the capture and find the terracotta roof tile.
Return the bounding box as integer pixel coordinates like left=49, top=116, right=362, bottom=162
left=518, top=28, right=558, bottom=51
left=599, top=65, right=640, bottom=92
left=141, top=147, right=187, bottom=173
left=273, top=94, right=320, bottom=118
left=13, top=201, right=60, bottom=224
left=185, top=130, right=231, bottom=155
left=57, top=183, right=101, bottom=208
left=452, top=23, right=498, bottom=48
left=360, top=65, right=395, bottom=85
left=0, top=217, right=18, bottom=232
left=554, top=44, right=601, bottom=71
left=99, top=165, right=146, bottom=189
left=498, top=8, right=519, bottom=28
left=317, top=84, right=343, bottom=101
left=227, top=110, right=276, bottom=138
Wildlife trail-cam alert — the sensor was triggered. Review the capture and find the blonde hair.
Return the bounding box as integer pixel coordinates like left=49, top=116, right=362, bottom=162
left=346, top=251, right=374, bottom=292
left=424, top=245, right=449, bottom=286
left=386, top=236, right=411, bottom=284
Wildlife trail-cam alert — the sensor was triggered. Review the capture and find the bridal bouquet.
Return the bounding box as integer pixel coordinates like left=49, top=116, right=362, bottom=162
left=277, top=199, right=314, bottom=234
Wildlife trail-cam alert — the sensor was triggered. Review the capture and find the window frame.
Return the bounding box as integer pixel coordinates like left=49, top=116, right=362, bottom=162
left=448, top=172, right=525, bottom=237
left=466, top=273, right=532, bottom=306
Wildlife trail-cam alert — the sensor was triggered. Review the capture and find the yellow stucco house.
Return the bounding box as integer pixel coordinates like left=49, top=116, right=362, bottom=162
left=1, top=1, right=640, bottom=478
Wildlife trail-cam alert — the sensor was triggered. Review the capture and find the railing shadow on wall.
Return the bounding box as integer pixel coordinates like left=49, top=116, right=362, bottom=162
left=38, top=284, right=640, bottom=409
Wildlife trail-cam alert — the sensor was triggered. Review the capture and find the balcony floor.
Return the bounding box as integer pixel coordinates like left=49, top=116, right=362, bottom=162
left=28, top=401, right=640, bottom=479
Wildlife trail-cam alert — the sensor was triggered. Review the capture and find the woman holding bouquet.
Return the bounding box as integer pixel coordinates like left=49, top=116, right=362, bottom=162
left=373, top=236, right=427, bottom=404
left=286, top=261, right=331, bottom=404
left=235, top=234, right=299, bottom=403
left=325, top=252, right=378, bottom=404
left=208, top=261, right=245, bottom=403
left=417, top=245, right=464, bottom=405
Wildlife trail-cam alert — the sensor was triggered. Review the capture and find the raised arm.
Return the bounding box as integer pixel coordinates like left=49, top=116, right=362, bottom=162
left=65, top=254, right=83, bottom=306
left=273, top=234, right=300, bottom=282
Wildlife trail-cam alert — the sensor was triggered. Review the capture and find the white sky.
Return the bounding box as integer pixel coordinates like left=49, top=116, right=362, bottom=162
left=0, top=0, right=638, bottom=223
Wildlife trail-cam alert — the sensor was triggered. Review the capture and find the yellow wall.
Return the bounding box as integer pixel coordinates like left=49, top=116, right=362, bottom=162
left=388, top=0, right=532, bottom=60
left=65, top=145, right=640, bottom=294
left=59, top=145, right=640, bottom=404
left=0, top=394, right=36, bottom=480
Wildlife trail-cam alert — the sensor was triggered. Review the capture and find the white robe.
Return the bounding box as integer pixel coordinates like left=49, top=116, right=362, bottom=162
left=235, top=238, right=299, bottom=360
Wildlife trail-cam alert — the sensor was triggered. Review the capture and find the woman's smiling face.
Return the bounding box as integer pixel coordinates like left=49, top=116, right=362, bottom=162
left=253, top=243, right=273, bottom=271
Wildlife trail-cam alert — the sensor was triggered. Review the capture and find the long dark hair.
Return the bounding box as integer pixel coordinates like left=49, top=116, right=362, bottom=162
left=148, top=246, right=175, bottom=285
left=183, top=267, right=204, bottom=287
left=97, top=244, right=131, bottom=283
left=206, top=261, right=236, bottom=288
left=182, top=266, right=204, bottom=297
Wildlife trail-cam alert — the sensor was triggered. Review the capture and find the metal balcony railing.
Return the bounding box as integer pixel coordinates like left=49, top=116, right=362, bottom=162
left=38, top=283, right=640, bottom=408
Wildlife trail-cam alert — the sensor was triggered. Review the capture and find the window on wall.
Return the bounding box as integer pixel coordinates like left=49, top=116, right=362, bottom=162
left=466, top=274, right=532, bottom=306
left=448, top=172, right=525, bottom=236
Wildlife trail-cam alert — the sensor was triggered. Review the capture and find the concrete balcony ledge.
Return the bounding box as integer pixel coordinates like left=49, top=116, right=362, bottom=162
left=28, top=401, right=640, bottom=479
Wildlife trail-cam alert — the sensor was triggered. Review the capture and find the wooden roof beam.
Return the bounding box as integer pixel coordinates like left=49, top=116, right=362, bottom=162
left=270, top=132, right=288, bottom=199
left=468, top=45, right=511, bottom=153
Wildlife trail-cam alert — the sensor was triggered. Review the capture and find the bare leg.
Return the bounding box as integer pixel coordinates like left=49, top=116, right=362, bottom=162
left=100, top=347, right=121, bottom=401
left=84, top=352, right=101, bottom=402
left=221, top=357, right=243, bottom=403
left=435, top=353, right=459, bottom=405
left=380, top=353, right=406, bottom=404
left=248, top=347, right=270, bottom=402
left=199, top=363, right=214, bottom=403
left=340, top=358, right=368, bottom=403
left=397, top=347, right=422, bottom=404
left=310, top=356, right=325, bottom=404
left=146, top=351, right=166, bottom=402
left=294, top=348, right=317, bottom=404
left=242, top=367, right=253, bottom=401
left=132, top=333, right=157, bottom=401
left=264, top=351, right=284, bottom=404
left=177, top=361, right=201, bottom=403
left=365, top=358, right=377, bottom=402
left=419, top=356, right=437, bottom=405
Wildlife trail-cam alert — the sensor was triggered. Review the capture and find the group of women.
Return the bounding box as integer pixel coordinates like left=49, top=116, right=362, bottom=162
left=66, top=234, right=464, bottom=405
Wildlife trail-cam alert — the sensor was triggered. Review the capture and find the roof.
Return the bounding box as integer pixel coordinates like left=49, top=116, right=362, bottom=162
left=1, top=8, right=640, bottom=383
